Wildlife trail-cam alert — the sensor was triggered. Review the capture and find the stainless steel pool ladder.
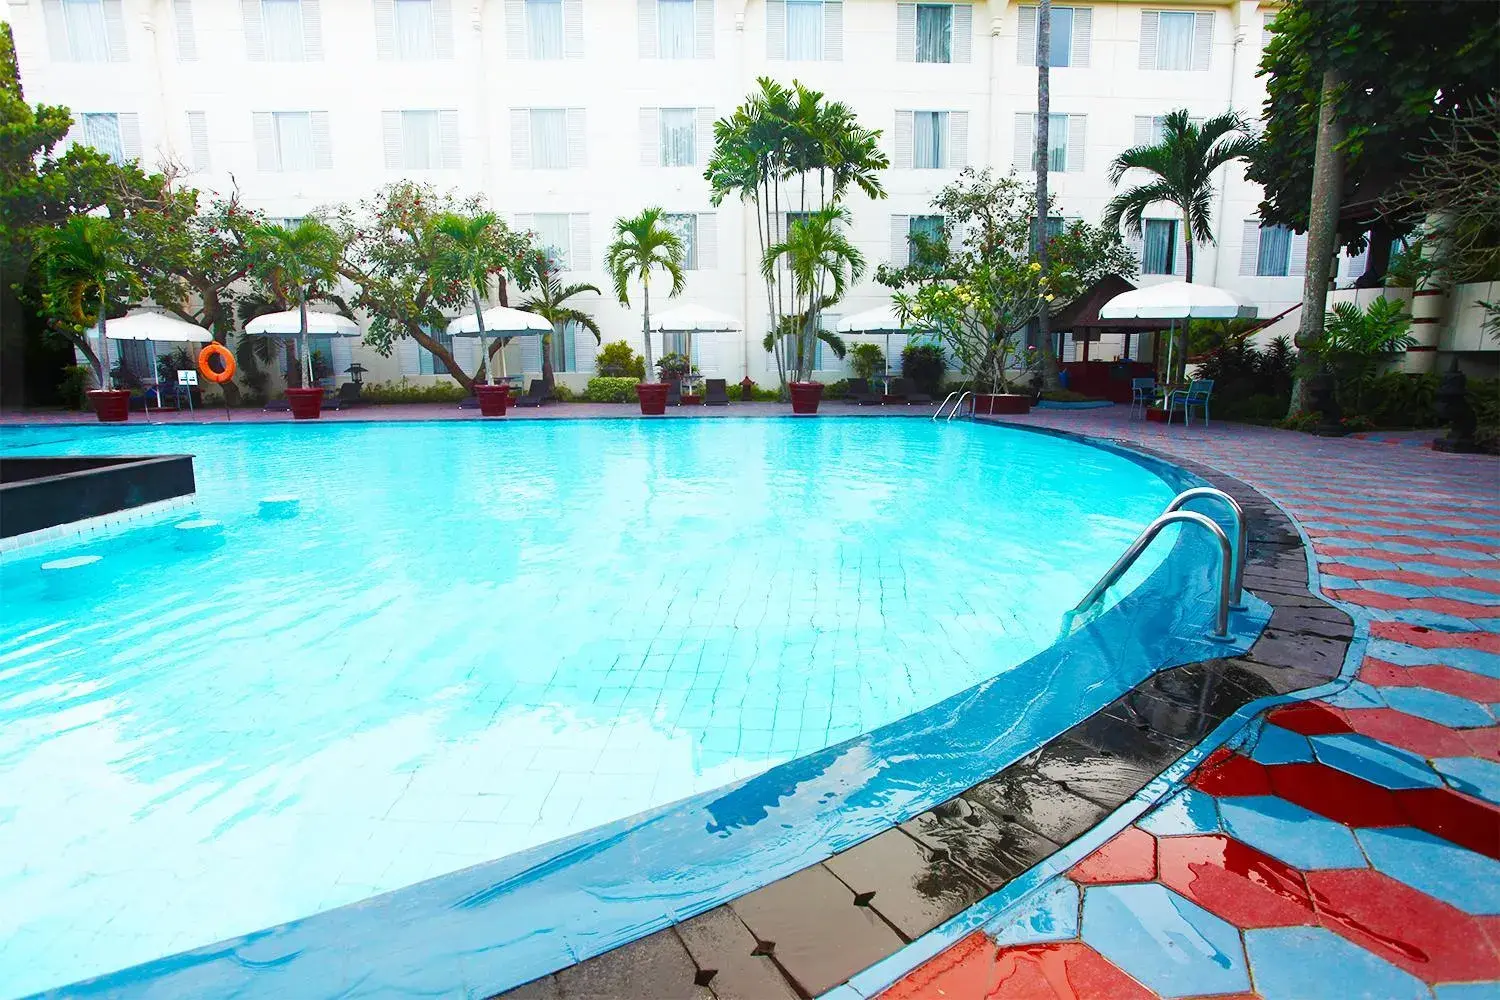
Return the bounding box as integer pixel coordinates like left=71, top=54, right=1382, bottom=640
left=933, top=391, right=974, bottom=421
left=1067, top=487, right=1248, bottom=641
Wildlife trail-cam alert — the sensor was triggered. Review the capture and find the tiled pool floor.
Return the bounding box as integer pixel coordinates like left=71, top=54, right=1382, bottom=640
left=883, top=409, right=1500, bottom=1000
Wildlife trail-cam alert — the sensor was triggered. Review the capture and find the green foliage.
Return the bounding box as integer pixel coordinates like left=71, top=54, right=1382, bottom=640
left=1470, top=379, right=1500, bottom=453
left=56, top=364, right=91, bottom=409
left=1040, top=389, right=1107, bottom=403
left=583, top=376, right=641, bottom=403
left=551, top=383, right=576, bottom=402
left=1275, top=410, right=1323, bottom=432
left=604, top=206, right=685, bottom=373
left=1358, top=371, right=1438, bottom=428
left=515, top=251, right=601, bottom=385
left=656, top=352, right=692, bottom=380
left=762, top=205, right=865, bottom=381
left=1191, top=335, right=1297, bottom=420
left=596, top=340, right=644, bottom=379
left=1310, top=298, right=1415, bottom=415
left=900, top=342, right=947, bottom=398
left=1186, top=318, right=1262, bottom=358
left=1384, top=240, right=1436, bottom=289
left=33, top=215, right=137, bottom=385
left=726, top=383, right=780, bottom=401
left=848, top=342, right=885, bottom=380
left=359, top=379, right=468, bottom=404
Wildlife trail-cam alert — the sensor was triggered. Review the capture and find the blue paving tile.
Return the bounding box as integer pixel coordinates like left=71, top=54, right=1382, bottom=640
left=1243, top=926, right=1429, bottom=1000
left=1246, top=724, right=1316, bottom=766
left=1355, top=826, right=1500, bottom=915
left=1430, top=585, right=1500, bottom=606
left=1081, top=884, right=1250, bottom=999
left=1433, top=983, right=1500, bottom=1000
left=1432, top=756, right=1500, bottom=801
left=1218, top=796, right=1367, bottom=870
left=1323, top=554, right=1402, bottom=571
left=1321, top=680, right=1389, bottom=710
left=1379, top=686, right=1494, bottom=728
left=1308, top=734, right=1446, bottom=790
left=1137, top=788, right=1222, bottom=837
left=1366, top=639, right=1500, bottom=679
left=1320, top=574, right=1360, bottom=591
left=1360, top=579, right=1437, bottom=599
left=985, top=878, right=1080, bottom=946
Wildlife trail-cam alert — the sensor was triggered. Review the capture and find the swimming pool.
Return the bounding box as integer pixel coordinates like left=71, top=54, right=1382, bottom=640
left=0, top=418, right=1189, bottom=995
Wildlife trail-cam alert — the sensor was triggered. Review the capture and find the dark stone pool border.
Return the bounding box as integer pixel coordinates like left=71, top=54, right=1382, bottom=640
left=0, top=454, right=195, bottom=539
left=492, top=441, right=1352, bottom=1000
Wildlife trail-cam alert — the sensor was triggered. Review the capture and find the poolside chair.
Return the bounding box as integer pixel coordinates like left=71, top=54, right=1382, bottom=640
left=665, top=380, right=681, bottom=406
left=335, top=382, right=365, bottom=408
left=844, top=378, right=882, bottom=405
left=883, top=378, right=910, bottom=403
left=1165, top=379, right=1214, bottom=427
left=888, top=377, right=933, bottom=404
left=704, top=378, right=730, bottom=406
left=1129, top=378, right=1156, bottom=420
left=513, top=379, right=548, bottom=408
left=264, top=397, right=290, bottom=412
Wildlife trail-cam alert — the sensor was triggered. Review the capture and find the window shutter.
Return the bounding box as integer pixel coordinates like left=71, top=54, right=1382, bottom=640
left=765, top=0, right=785, bottom=59
left=43, top=1, right=69, bottom=61
left=1127, top=231, right=1144, bottom=266
left=242, top=0, right=265, bottom=60
left=1072, top=7, right=1091, bottom=67
left=519, top=335, right=543, bottom=372
left=1238, top=219, right=1260, bottom=276
left=175, top=0, right=198, bottom=61
left=438, top=110, right=460, bottom=168
left=895, top=4, right=915, bottom=62
left=504, top=0, right=525, bottom=58
left=890, top=215, right=910, bottom=268
left=1345, top=244, right=1369, bottom=281
left=187, top=110, right=209, bottom=170
left=569, top=214, right=591, bottom=270
left=1138, top=10, right=1158, bottom=70
left=638, top=0, right=658, bottom=57
left=952, top=3, right=973, bottom=62
left=382, top=111, right=404, bottom=168
left=1132, top=115, right=1153, bottom=147
left=639, top=108, right=659, bottom=166
left=564, top=0, right=584, bottom=57
left=1016, top=5, right=1036, bottom=66
left=949, top=111, right=969, bottom=168
left=823, top=0, right=842, bottom=60
left=511, top=109, right=532, bottom=167
left=433, top=0, right=454, bottom=56
left=893, top=110, right=913, bottom=170
left=374, top=0, right=395, bottom=58
left=566, top=109, right=586, bottom=167
left=331, top=337, right=353, bottom=382
left=310, top=111, right=332, bottom=169
left=1013, top=113, right=1034, bottom=171
left=253, top=112, right=276, bottom=169
left=697, top=213, right=718, bottom=269
left=117, top=113, right=141, bottom=161
left=1191, top=11, right=1212, bottom=70
left=694, top=0, right=714, bottom=57
left=1289, top=232, right=1308, bottom=276
left=695, top=107, right=714, bottom=166
left=1173, top=226, right=1187, bottom=277
left=302, top=0, right=324, bottom=59
left=1066, top=114, right=1085, bottom=172
left=513, top=212, right=535, bottom=236
left=398, top=337, right=421, bottom=376
left=102, top=0, right=128, bottom=61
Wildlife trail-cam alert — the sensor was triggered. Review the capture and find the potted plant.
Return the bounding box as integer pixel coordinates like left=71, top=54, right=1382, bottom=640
left=433, top=211, right=517, bottom=417
left=605, top=207, right=686, bottom=415
left=764, top=207, right=862, bottom=414
left=656, top=352, right=695, bottom=402
left=246, top=219, right=347, bottom=419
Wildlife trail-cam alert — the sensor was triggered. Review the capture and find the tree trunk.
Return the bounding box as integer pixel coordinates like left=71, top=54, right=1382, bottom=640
left=1288, top=67, right=1346, bottom=417
left=641, top=277, right=654, bottom=379
left=406, top=319, right=474, bottom=391
left=1034, top=0, right=1061, bottom=391
left=541, top=328, right=556, bottom=391
left=95, top=309, right=110, bottom=388
left=472, top=287, right=493, bottom=386
left=1180, top=215, right=1195, bottom=384
left=298, top=297, right=312, bottom=387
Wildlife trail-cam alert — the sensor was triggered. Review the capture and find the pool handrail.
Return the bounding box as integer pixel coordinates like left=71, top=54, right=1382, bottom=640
left=933, top=391, right=974, bottom=421
left=1164, top=487, right=1247, bottom=609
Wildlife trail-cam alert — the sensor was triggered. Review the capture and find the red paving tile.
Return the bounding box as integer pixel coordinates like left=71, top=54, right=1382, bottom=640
left=1369, top=622, right=1500, bottom=655
left=1156, top=834, right=1315, bottom=928
left=1189, top=753, right=1273, bottom=797
left=1358, top=659, right=1500, bottom=702
left=879, top=937, right=1159, bottom=1000
left=1395, top=786, right=1500, bottom=861
left=1328, top=590, right=1500, bottom=619
left=1462, top=726, right=1500, bottom=762
left=1323, top=565, right=1500, bottom=595
left=1320, top=531, right=1498, bottom=555
left=1069, top=827, right=1158, bottom=885
left=1340, top=707, right=1478, bottom=759
left=1321, top=547, right=1500, bottom=570
left=1265, top=702, right=1354, bottom=736
left=1264, top=762, right=1407, bottom=827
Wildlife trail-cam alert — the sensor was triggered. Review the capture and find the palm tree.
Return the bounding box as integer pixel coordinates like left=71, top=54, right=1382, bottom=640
left=604, top=207, right=685, bottom=377
left=34, top=216, right=134, bottom=388
left=762, top=205, right=864, bottom=382
left=433, top=211, right=511, bottom=386
left=245, top=218, right=345, bottom=388
left=517, top=250, right=601, bottom=390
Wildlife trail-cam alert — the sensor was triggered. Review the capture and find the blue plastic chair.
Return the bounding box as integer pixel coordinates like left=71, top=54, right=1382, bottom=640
left=1166, top=379, right=1214, bottom=427
left=1129, top=378, right=1156, bottom=420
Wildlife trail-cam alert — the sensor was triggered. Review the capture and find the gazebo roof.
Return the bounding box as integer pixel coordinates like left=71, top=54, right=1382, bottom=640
left=1051, top=275, right=1167, bottom=332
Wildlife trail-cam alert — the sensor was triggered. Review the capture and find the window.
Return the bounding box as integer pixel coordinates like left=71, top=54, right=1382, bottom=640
left=82, top=112, right=123, bottom=162
left=1156, top=11, right=1193, bottom=69
left=262, top=0, right=307, bottom=60
left=526, top=0, right=564, bottom=58
left=1044, top=113, right=1067, bottom=171
left=1017, top=112, right=1081, bottom=172
left=1048, top=5, right=1073, bottom=65
left=532, top=213, right=573, bottom=267
left=908, top=215, right=943, bottom=262
left=186, top=110, right=209, bottom=170
left=1142, top=219, right=1177, bottom=275
left=1256, top=224, right=1292, bottom=277
left=663, top=213, right=698, bottom=269
left=175, top=0, right=197, bottom=60
left=913, top=111, right=949, bottom=169
left=1141, top=9, right=1210, bottom=71
left=660, top=109, right=696, bottom=167
left=664, top=331, right=690, bottom=357
left=1030, top=215, right=1066, bottom=248
left=273, top=112, right=315, bottom=171
left=530, top=109, right=568, bottom=168
left=551, top=320, right=582, bottom=371
left=54, top=0, right=119, bottom=62
left=658, top=0, right=694, bottom=57
left=400, top=111, right=440, bottom=169
left=394, top=0, right=436, bottom=58
left=1017, top=6, right=1090, bottom=68
left=291, top=334, right=335, bottom=383
left=915, top=4, right=951, bottom=62
left=786, top=0, right=824, bottom=59
left=419, top=329, right=453, bottom=375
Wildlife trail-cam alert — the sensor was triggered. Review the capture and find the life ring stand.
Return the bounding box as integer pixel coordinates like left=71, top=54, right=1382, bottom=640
left=197, top=342, right=236, bottom=384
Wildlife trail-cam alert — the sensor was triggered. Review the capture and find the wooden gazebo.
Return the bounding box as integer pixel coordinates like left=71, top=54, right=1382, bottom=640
left=1048, top=275, right=1162, bottom=402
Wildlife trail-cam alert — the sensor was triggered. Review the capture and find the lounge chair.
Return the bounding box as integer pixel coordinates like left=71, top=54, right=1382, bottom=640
left=704, top=378, right=730, bottom=406
left=335, top=382, right=365, bottom=408
left=458, top=395, right=478, bottom=409
left=844, top=378, right=882, bottom=405
left=264, top=397, right=290, bottom=412
left=889, top=377, right=932, bottom=404
left=513, top=379, right=548, bottom=407
left=665, top=380, right=681, bottom=406
left=883, top=377, right=910, bottom=403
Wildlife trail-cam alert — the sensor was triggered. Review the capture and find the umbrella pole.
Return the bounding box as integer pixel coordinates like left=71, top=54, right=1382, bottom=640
left=500, top=338, right=508, bottom=380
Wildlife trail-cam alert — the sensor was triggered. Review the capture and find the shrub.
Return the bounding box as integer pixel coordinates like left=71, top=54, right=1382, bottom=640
left=597, top=341, right=644, bottom=379
left=360, top=379, right=468, bottom=404
left=901, top=343, right=947, bottom=398
left=1040, top=389, right=1107, bottom=403
left=727, top=383, right=780, bottom=401
left=848, top=343, right=885, bottom=380
left=1470, top=378, right=1500, bottom=453
left=822, top=378, right=849, bottom=400
left=57, top=365, right=93, bottom=409
left=656, top=352, right=692, bottom=381
left=584, top=376, right=640, bottom=403
left=1362, top=371, right=1438, bottom=428
left=552, top=383, right=576, bottom=402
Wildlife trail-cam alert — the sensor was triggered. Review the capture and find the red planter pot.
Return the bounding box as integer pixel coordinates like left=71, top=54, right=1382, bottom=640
left=1146, top=406, right=1169, bottom=423
left=88, top=389, right=131, bottom=423
left=285, top=387, right=325, bottom=420
left=789, top=381, right=824, bottom=415
left=474, top=383, right=511, bottom=417
left=973, top=393, right=1031, bottom=415
left=636, top=382, right=669, bottom=415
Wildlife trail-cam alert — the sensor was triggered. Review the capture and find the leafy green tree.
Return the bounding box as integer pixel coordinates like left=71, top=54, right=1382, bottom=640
left=245, top=218, right=345, bottom=388
left=604, top=206, right=685, bottom=377
left=762, top=205, right=864, bottom=383
left=432, top=210, right=517, bottom=387
left=516, top=250, right=601, bottom=390
left=33, top=216, right=137, bottom=387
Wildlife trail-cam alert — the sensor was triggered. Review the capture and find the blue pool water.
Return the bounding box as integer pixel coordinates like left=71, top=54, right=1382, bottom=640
left=0, top=418, right=1181, bottom=995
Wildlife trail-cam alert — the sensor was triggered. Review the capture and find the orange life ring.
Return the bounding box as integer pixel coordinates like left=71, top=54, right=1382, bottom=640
left=197, top=343, right=236, bottom=384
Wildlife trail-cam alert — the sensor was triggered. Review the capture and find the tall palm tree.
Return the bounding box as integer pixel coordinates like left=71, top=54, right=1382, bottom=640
left=433, top=211, right=511, bottom=386
left=35, top=216, right=134, bottom=387
left=246, top=218, right=345, bottom=387
left=604, top=207, right=685, bottom=378
left=516, top=251, right=601, bottom=390
left=762, top=205, right=864, bottom=383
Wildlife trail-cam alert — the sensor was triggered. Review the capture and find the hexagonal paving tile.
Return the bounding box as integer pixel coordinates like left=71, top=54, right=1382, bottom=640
left=1354, top=826, right=1500, bottom=915
left=1155, top=833, right=1316, bottom=928
left=1243, top=925, right=1431, bottom=1000
left=1069, top=827, right=1158, bottom=885
left=1217, top=795, right=1367, bottom=870
left=1081, top=883, right=1251, bottom=998
left=1433, top=756, right=1500, bottom=800
left=1264, top=762, right=1407, bottom=827
left=1307, top=733, right=1446, bottom=789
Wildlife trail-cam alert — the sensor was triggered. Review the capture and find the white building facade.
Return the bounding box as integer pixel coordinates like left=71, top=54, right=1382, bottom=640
left=14, top=0, right=1356, bottom=391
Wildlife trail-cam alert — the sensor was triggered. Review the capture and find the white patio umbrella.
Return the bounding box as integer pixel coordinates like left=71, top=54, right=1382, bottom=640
left=650, top=304, right=741, bottom=372
left=245, top=309, right=360, bottom=387
left=446, top=306, right=552, bottom=382
left=1097, top=281, right=1256, bottom=382
left=836, top=304, right=918, bottom=376
left=106, top=310, right=213, bottom=412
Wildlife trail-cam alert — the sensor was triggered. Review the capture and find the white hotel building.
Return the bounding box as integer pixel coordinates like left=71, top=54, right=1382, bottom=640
left=11, top=0, right=1360, bottom=391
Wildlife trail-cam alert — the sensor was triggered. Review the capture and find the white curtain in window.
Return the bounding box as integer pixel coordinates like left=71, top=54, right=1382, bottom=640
left=530, top=109, right=568, bottom=168
left=660, top=109, right=695, bottom=166
left=664, top=213, right=697, bottom=267
left=1143, top=219, right=1176, bottom=274
left=785, top=0, right=823, bottom=59
left=262, top=0, right=305, bottom=60
left=274, top=112, right=315, bottom=170
left=1156, top=11, right=1194, bottom=69
left=912, top=111, right=946, bottom=169
left=526, top=0, right=564, bottom=58
left=63, top=0, right=111, bottom=61
left=533, top=213, right=571, bottom=266
left=658, top=0, right=694, bottom=57
left=1046, top=113, right=1067, bottom=171
left=1257, top=225, right=1292, bottom=276
left=402, top=111, right=439, bottom=168
left=914, top=4, right=950, bottom=63
left=394, top=0, right=436, bottom=58
left=81, top=113, right=122, bottom=161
